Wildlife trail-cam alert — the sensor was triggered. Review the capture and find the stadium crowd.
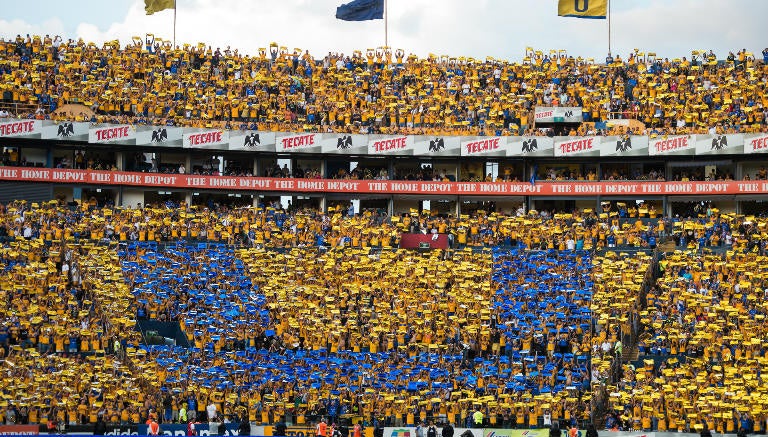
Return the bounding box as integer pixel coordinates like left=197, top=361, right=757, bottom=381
left=1, top=34, right=767, bottom=136
left=0, top=196, right=761, bottom=431
left=2, top=31, right=768, bottom=433
left=607, top=234, right=768, bottom=434
left=0, top=199, right=675, bottom=251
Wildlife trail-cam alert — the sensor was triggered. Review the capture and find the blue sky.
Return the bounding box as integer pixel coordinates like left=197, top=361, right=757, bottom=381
left=6, top=0, right=134, bottom=35
left=2, top=0, right=766, bottom=61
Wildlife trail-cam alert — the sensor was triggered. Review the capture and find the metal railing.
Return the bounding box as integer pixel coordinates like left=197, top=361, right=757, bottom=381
left=0, top=101, right=39, bottom=118
left=607, top=111, right=641, bottom=120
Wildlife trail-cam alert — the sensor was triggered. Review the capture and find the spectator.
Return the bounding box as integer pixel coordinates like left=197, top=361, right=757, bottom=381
left=441, top=423, right=454, bottom=437
left=148, top=418, right=160, bottom=436
left=275, top=421, right=287, bottom=437
left=94, top=416, right=107, bottom=435
left=472, top=410, right=483, bottom=428
left=206, top=401, right=217, bottom=422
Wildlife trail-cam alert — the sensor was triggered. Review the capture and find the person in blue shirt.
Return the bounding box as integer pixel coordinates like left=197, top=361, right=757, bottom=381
left=187, top=395, right=198, bottom=422
left=738, top=413, right=752, bottom=434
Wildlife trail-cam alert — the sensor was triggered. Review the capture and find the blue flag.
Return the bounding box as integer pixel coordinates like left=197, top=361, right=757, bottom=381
left=336, top=0, right=384, bottom=21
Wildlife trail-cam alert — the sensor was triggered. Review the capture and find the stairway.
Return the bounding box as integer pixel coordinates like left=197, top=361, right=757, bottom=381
left=591, top=347, right=638, bottom=430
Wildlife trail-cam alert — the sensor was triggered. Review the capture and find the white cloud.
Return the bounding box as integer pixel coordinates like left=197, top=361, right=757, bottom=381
left=607, top=0, right=766, bottom=59
left=1, top=0, right=766, bottom=62
left=0, top=17, right=66, bottom=40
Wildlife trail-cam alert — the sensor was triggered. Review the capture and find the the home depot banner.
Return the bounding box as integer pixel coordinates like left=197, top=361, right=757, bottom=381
left=2, top=167, right=768, bottom=196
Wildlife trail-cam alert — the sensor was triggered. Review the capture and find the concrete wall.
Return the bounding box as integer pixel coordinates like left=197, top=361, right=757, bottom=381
left=121, top=188, right=145, bottom=208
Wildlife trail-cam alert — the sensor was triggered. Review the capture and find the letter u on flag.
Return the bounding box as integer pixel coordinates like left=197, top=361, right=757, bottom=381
left=336, top=0, right=384, bottom=21
left=558, top=0, right=607, bottom=19
left=145, top=0, right=175, bottom=15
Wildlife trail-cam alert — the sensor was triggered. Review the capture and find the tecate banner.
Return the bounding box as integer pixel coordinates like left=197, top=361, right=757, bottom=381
left=2, top=117, right=767, bottom=157
left=0, top=119, right=42, bottom=138
left=534, top=106, right=583, bottom=123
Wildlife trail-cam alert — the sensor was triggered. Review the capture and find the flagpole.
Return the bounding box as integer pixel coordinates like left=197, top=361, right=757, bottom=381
left=384, top=0, right=388, bottom=47
left=607, top=0, right=611, bottom=56
left=173, top=0, right=177, bottom=48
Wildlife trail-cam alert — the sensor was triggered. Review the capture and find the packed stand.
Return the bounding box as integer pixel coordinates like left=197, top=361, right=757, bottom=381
left=0, top=204, right=610, bottom=428
left=0, top=199, right=671, bottom=253
left=131, top=247, right=497, bottom=427
left=119, top=245, right=597, bottom=428
left=589, top=251, right=654, bottom=387
left=1, top=35, right=766, bottom=135
left=0, top=199, right=751, bottom=430
left=0, top=222, right=149, bottom=427
left=607, top=216, right=768, bottom=433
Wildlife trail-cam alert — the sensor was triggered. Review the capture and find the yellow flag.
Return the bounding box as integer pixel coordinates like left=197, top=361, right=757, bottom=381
left=558, top=0, right=607, bottom=19
left=145, top=0, right=175, bottom=15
